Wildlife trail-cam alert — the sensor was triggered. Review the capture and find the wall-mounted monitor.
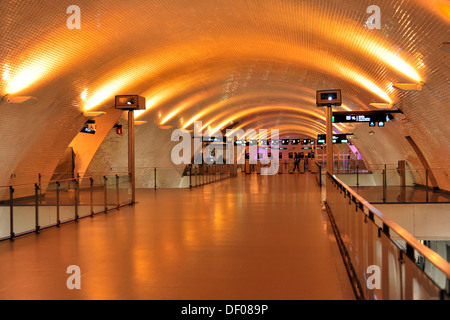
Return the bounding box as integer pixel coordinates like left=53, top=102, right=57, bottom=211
left=270, top=139, right=279, bottom=145
left=80, top=120, right=96, bottom=134
left=301, top=139, right=311, bottom=145
left=259, top=140, right=268, bottom=146
left=115, top=95, right=146, bottom=110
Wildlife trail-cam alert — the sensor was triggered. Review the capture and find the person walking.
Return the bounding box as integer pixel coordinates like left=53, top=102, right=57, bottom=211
left=293, top=152, right=300, bottom=172
left=292, top=152, right=300, bottom=172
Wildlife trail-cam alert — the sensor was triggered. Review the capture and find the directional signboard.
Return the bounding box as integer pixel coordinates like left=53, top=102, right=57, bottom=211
left=332, top=110, right=400, bottom=125
left=317, top=134, right=352, bottom=145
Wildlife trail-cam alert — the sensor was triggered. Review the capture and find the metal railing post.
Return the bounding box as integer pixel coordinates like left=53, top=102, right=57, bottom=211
left=38, top=173, right=42, bottom=204
left=116, top=174, right=120, bottom=209
left=189, top=166, right=192, bottom=188
left=56, top=181, right=61, bottom=226
left=319, top=163, right=322, bottom=187
left=356, top=165, right=359, bottom=187
left=90, top=177, right=94, bottom=217
left=426, top=169, right=429, bottom=203
left=382, top=165, right=387, bottom=203
left=154, top=167, right=157, bottom=189
left=194, top=167, right=197, bottom=187
left=35, top=183, right=40, bottom=233
left=104, top=176, right=108, bottom=212
left=9, top=186, right=14, bottom=239
left=74, top=179, right=79, bottom=221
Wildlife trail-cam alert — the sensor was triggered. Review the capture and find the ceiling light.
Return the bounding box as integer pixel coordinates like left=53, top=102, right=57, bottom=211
left=392, top=82, right=424, bottom=91
left=135, top=121, right=147, bottom=126
left=369, top=103, right=393, bottom=109
left=83, top=111, right=106, bottom=118
left=1, top=94, right=37, bottom=105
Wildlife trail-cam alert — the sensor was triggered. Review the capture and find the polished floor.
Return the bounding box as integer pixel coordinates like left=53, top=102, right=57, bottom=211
left=0, top=172, right=354, bottom=300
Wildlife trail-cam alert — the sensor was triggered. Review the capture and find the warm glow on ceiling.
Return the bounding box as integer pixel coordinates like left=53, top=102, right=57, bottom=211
left=209, top=105, right=326, bottom=134
left=2, top=0, right=437, bottom=139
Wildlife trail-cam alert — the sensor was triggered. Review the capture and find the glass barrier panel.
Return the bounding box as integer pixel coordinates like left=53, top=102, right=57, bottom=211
left=385, top=168, right=401, bottom=187
left=135, top=168, right=156, bottom=189
left=403, top=255, right=443, bottom=300
left=91, top=176, right=106, bottom=214
left=11, top=184, right=37, bottom=235
left=77, top=178, right=92, bottom=218
left=38, top=181, right=58, bottom=228
left=377, top=232, right=403, bottom=300
left=191, top=166, right=198, bottom=187
left=0, top=186, right=12, bottom=239
left=57, top=180, right=77, bottom=223
left=105, top=176, right=117, bottom=210
left=361, top=217, right=383, bottom=300
left=118, top=174, right=132, bottom=205
left=326, top=173, right=450, bottom=300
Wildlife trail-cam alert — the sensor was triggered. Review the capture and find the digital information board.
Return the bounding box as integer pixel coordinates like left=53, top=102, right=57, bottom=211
left=332, top=111, right=398, bottom=127
left=316, top=134, right=352, bottom=145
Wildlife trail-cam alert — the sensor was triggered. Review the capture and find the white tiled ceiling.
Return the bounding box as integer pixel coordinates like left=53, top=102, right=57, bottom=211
left=0, top=0, right=449, bottom=186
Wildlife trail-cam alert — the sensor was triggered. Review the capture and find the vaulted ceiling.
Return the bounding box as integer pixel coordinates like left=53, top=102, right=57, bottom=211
left=1, top=0, right=449, bottom=187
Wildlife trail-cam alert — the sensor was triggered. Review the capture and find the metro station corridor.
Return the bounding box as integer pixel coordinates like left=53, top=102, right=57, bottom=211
left=0, top=173, right=354, bottom=300
left=1, top=0, right=450, bottom=302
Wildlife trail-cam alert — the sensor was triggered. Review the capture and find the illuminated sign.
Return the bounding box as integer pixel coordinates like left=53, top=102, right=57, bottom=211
left=259, top=140, right=268, bottom=146
left=270, top=139, right=279, bottom=145
left=316, top=134, right=352, bottom=144
left=332, top=111, right=397, bottom=124
left=301, top=139, right=312, bottom=145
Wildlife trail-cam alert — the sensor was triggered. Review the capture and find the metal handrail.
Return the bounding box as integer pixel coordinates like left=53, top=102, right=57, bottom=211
left=2, top=165, right=236, bottom=190
left=1, top=173, right=133, bottom=241
left=1, top=172, right=130, bottom=188
left=327, top=172, right=450, bottom=280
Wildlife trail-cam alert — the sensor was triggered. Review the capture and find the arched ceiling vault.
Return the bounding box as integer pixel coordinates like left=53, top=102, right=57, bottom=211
left=1, top=0, right=448, bottom=146
left=223, top=113, right=341, bottom=137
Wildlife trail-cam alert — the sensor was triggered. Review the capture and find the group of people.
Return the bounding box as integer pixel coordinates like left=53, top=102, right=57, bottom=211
left=292, top=152, right=308, bottom=172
